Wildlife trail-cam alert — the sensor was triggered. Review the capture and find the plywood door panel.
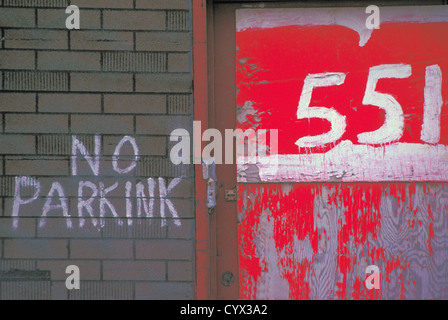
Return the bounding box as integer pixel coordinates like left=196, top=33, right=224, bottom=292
left=235, top=5, right=448, bottom=299
left=238, top=183, right=448, bottom=299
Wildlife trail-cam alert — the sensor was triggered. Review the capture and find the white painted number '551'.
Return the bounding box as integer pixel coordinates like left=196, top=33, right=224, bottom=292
left=295, top=63, right=443, bottom=148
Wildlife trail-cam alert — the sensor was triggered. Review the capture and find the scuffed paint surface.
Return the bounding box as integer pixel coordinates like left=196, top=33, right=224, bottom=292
left=238, top=183, right=448, bottom=299
left=236, top=7, right=448, bottom=299
left=236, top=7, right=448, bottom=182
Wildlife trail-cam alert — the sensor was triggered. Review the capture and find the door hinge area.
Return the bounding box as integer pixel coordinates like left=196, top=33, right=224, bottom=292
left=224, top=186, right=237, bottom=202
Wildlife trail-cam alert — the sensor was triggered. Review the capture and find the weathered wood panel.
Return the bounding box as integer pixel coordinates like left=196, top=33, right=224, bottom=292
left=236, top=6, right=448, bottom=299
left=238, top=183, right=448, bottom=299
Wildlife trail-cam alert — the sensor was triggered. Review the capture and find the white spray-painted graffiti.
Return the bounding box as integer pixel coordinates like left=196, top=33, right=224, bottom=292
left=11, top=135, right=183, bottom=229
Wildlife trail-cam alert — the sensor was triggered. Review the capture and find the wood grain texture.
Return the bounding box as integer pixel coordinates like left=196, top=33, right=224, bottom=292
left=238, top=183, right=448, bottom=299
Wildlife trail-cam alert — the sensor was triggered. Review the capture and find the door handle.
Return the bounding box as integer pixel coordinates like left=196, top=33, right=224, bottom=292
left=202, top=157, right=217, bottom=214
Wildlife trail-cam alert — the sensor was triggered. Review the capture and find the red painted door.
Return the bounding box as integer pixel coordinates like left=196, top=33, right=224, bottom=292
left=234, top=5, right=448, bottom=299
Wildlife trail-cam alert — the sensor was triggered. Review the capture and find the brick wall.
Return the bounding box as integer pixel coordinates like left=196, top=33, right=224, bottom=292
left=0, top=0, right=194, bottom=300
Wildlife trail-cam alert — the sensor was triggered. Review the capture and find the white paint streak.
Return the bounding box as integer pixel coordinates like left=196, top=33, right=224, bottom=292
left=99, top=181, right=122, bottom=228
left=125, top=181, right=133, bottom=226
left=71, top=135, right=101, bottom=176
left=236, top=6, right=448, bottom=47
left=421, top=64, right=443, bottom=144
left=78, top=180, right=99, bottom=228
left=296, top=72, right=347, bottom=148
left=136, top=178, right=156, bottom=218
left=11, top=176, right=184, bottom=229
left=40, top=182, right=72, bottom=229
left=358, top=64, right=411, bottom=144
left=159, top=177, right=181, bottom=227
left=112, top=136, right=140, bottom=175
left=238, top=140, right=448, bottom=182
left=12, top=176, right=41, bottom=229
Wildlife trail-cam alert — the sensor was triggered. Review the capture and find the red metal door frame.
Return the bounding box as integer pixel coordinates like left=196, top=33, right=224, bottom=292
left=193, top=0, right=240, bottom=300
left=193, top=0, right=211, bottom=300
left=193, top=0, right=447, bottom=300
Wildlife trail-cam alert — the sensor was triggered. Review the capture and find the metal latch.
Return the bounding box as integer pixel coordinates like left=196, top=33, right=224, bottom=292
left=225, top=186, right=237, bottom=202
left=202, top=157, right=217, bottom=214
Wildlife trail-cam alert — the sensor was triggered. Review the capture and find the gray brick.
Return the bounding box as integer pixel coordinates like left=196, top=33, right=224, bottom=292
left=170, top=199, right=194, bottom=218
left=50, top=281, right=68, bottom=300
left=136, top=115, right=191, bottom=135
left=5, top=158, right=68, bottom=175
left=71, top=73, right=133, bottom=92
left=103, top=261, right=165, bottom=281
left=103, top=135, right=166, bottom=156
left=4, top=239, right=68, bottom=259
left=3, top=71, right=68, bottom=91
left=39, top=93, right=101, bottom=113
left=101, top=218, right=166, bottom=239
left=37, top=135, right=71, bottom=155
left=136, top=0, right=189, bottom=9
left=3, top=0, right=68, bottom=7
left=165, top=178, right=193, bottom=198
left=135, top=74, right=192, bottom=93
left=5, top=114, right=68, bottom=133
left=0, top=93, right=36, bottom=112
left=71, top=115, right=134, bottom=134
left=37, top=218, right=102, bottom=238
left=37, top=260, right=100, bottom=280
left=1, top=281, right=52, bottom=300
left=136, top=32, right=190, bottom=51
left=168, top=53, right=190, bottom=73
left=38, top=52, right=101, bottom=71
left=4, top=29, right=68, bottom=50
left=136, top=240, right=193, bottom=260
left=72, top=0, right=133, bottom=8
left=70, top=240, right=133, bottom=259
left=0, top=176, right=15, bottom=197
left=69, top=281, right=133, bottom=300
left=168, top=94, right=191, bottom=115
left=0, top=134, right=36, bottom=155
left=168, top=261, right=193, bottom=281
left=135, top=282, right=194, bottom=300
left=0, top=8, right=35, bottom=27
left=0, top=217, right=35, bottom=238
left=104, top=11, right=165, bottom=31
left=38, top=9, right=100, bottom=29
left=0, top=260, right=36, bottom=271
left=135, top=157, right=192, bottom=178
left=167, top=11, right=189, bottom=31
left=102, top=52, right=166, bottom=72
left=168, top=219, right=194, bottom=239
left=0, top=50, right=35, bottom=70
left=71, top=31, right=133, bottom=51
left=104, top=94, right=166, bottom=114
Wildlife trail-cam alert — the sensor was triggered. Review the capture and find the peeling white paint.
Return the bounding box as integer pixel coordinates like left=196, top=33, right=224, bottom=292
left=238, top=140, right=448, bottom=182
left=12, top=176, right=41, bottom=229
left=296, top=72, right=347, bottom=148
left=236, top=6, right=448, bottom=47
left=39, top=181, right=71, bottom=229
left=357, top=64, right=411, bottom=144
left=421, top=65, right=443, bottom=144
